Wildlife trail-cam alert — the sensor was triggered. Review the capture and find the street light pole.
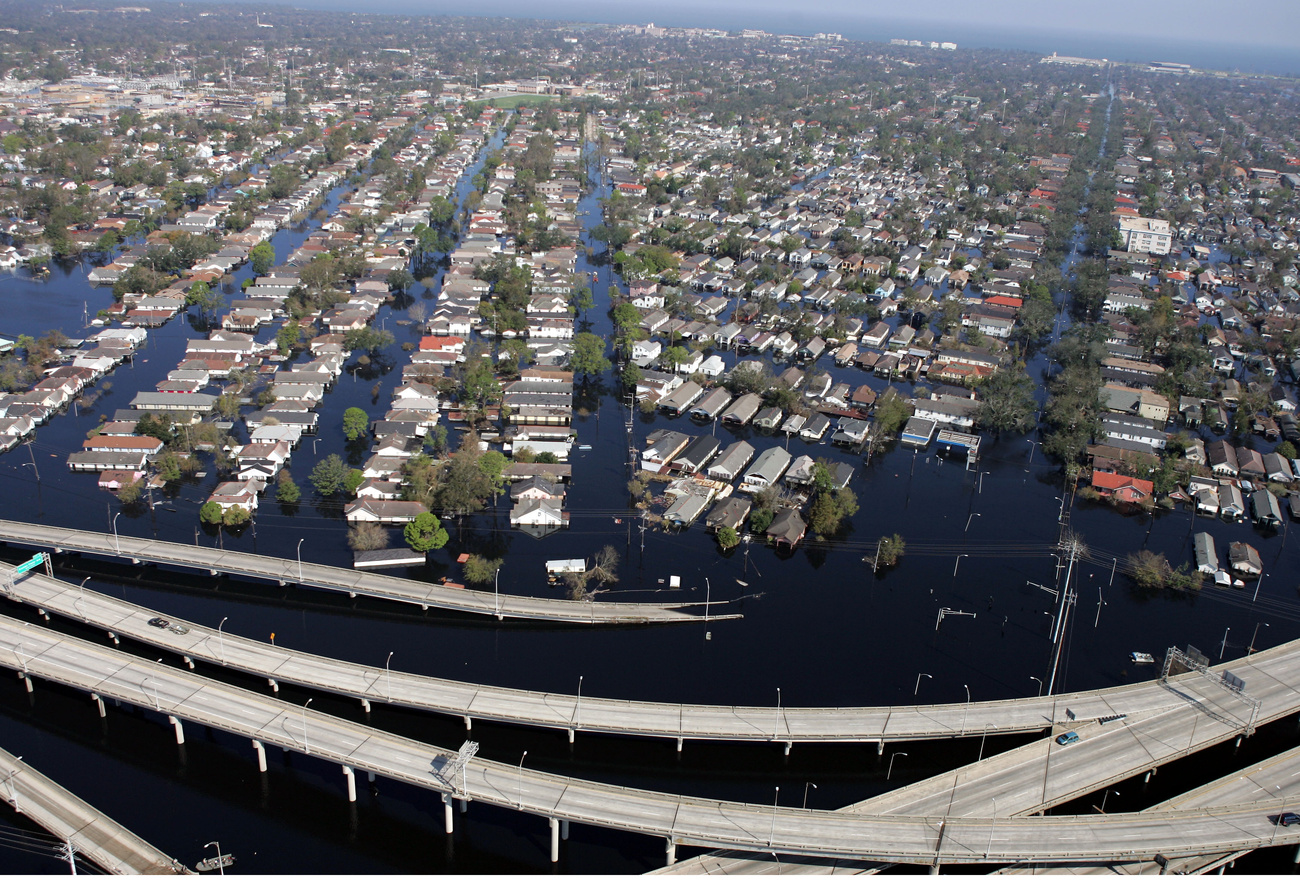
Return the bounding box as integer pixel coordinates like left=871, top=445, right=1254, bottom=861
left=494, top=567, right=501, bottom=619
left=774, top=687, right=782, bottom=740
left=576, top=675, right=584, bottom=729
left=953, top=554, right=969, bottom=577
left=769, top=785, right=779, bottom=847
left=385, top=651, right=393, bottom=701
left=987, top=796, right=997, bottom=859
left=961, top=684, right=970, bottom=736
left=1253, top=572, right=1268, bottom=603
left=964, top=513, right=980, bottom=533
left=915, top=673, right=932, bottom=696
left=4, top=756, right=22, bottom=814
left=301, top=697, right=313, bottom=754
left=217, top=616, right=227, bottom=664
left=1101, top=789, right=1119, bottom=813
left=978, top=723, right=998, bottom=761
left=1249, top=623, right=1270, bottom=655
left=1030, top=676, right=1043, bottom=696
left=296, top=538, right=304, bottom=583
left=802, top=782, right=817, bottom=809
left=112, top=512, right=121, bottom=554
left=1220, top=626, right=1231, bottom=660
left=887, top=751, right=908, bottom=781
left=204, top=841, right=224, bottom=875
left=517, top=751, right=527, bottom=810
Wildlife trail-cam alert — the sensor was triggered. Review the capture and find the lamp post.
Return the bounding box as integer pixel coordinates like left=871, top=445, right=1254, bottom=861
left=143, top=678, right=159, bottom=711
left=385, top=651, right=393, bottom=702
left=915, top=673, right=932, bottom=696
left=1253, top=572, right=1268, bottom=603
left=887, top=751, right=908, bottom=781
left=296, top=538, right=304, bottom=583
left=983, top=796, right=999, bottom=860
left=217, top=616, right=228, bottom=665
left=961, top=684, right=970, bottom=736
left=1219, top=626, right=1230, bottom=660
left=494, top=566, right=501, bottom=619
left=575, top=674, right=584, bottom=729
left=301, top=697, right=313, bottom=754
left=517, top=751, right=527, bottom=810
left=953, top=554, right=969, bottom=577
left=964, top=513, right=980, bottom=533
left=802, top=782, right=817, bottom=809
left=774, top=687, right=782, bottom=741
left=4, top=756, right=22, bottom=814
left=112, top=512, right=121, bottom=554
left=1030, top=676, right=1043, bottom=697
left=1100, top=789, right=1119, bottom=813
left=1248, top=623, right=1270, bottom=655
left=978, top=723, right=998, bottom=761
left=204, top=841, right=224, bottom=875
left=768, top=785, right=779, bottom=848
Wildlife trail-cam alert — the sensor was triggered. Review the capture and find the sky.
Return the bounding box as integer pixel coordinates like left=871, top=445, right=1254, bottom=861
left=267, top=0, right=1300, bottom=49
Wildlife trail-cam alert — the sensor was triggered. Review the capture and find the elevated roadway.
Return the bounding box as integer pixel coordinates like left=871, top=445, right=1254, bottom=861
left=0, top=745, right=189, bottom=875
left=5, top=562, right=1293, bottom=748
left=0, top=520, right=735, bottom=624
left=3, top=614, right=1300, bottom=866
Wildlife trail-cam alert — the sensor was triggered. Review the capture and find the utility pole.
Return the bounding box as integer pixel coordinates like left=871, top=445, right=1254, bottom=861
left=1046, top=537, right=1081, bottom=697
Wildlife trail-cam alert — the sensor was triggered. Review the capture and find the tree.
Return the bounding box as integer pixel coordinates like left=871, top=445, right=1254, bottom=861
left=976, top=367, right=1039, bottom=434
left=717, top=526, right=739, bottom=549
left=223, top=505, right=251, bottom=527
left=404, top=511, right=448, bottom=552
left=309, top=454, right=350, bottom=496
left=276, top=470, right=301, bottom=503
left=434, top=437, right=495, bottom=514
left=478, top=450, right=510, bottom=500
left=387, top=268, right=416, bottom=294
left=117, top=478, right=145, bottom=504
left=569, top=331, right=611, bottom=382
left=572, top=285, right=594, bottom=318
left=342, top=407, right=370, bottom=441
left=249, top=241, right=275, bottom=276
left=344, top=468, right=365, bottom=497
left=347, top=524, right=388, bottom=551
left=873, top=534, right=906, bottom=569
left=276, top=320, right=302, bottom=355
left=186, top=280, right=222, bottom=321
left=620, top=362, right=643, bottom=389
left=462, top=554, right=503, bottom=586
left=199, top=500, right=224, bottom=525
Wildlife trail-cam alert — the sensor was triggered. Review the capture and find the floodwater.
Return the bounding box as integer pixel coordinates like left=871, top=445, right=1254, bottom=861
left=0, top=133, right=1298, bottom=875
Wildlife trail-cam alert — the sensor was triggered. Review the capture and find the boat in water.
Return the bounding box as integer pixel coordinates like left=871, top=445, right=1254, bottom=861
left=195, top=854, right=235, bottom=873
left=1131, top=652, right=1154, bottom=665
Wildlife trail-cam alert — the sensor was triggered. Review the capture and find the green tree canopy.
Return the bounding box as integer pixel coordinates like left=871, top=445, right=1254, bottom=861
left=199, top=500, right=224, bottom=525
left=309, top=453, right=350, bottom=496
left=249, top=241, right=275, bottom=276
left=570, top=331, right=611, bottom=381
left=404, top=511, right=449, bottom=552
left=342, top=407, right=370, bottom=441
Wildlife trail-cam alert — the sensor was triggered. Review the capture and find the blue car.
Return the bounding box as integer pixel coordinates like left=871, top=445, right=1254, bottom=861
left=1055, top=731, right=1080, bottom=746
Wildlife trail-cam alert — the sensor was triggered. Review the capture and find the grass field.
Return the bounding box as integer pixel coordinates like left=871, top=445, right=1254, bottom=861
left=487, top=94, right=555, bottom=109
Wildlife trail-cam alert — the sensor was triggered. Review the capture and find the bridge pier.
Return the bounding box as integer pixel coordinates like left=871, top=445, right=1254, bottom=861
left=1294, top=844, right=1300, bottom=865
left=367, top=771, right=375, bottom=783
left=464, top=715, right=472, bottom=731
left=441, top=793, right=454, bottom=834
left=19, top=671, right=32, bottom=693
left=91, top=693, right=105, bottom=718
left=676, top=737, right=683, bottom=753
left=349, top=591, right=356, bottom=598
left=877, top=739, right=885, bottom=755
left=568, top=727, right=575, bottom=744
left=561, top=819, right=569, bottom=841
left=37, top=608, right=47, bottom=622
left=252, top=740, right=267, bottom=772
left=784, top=742, right=792, bottom=757
left=183, top=656, right=195, bottom=670
left=343, top=765, right=356, bottom=802
left=665, top=838, right=676, bottom=867
left=107, top=632, right=119, bottom=646
left=930, top=863, right=941, bottom=875
left=168, top=715, right=185, bottom=745
left=1144, top=769, right=1154, bottom=784
left=549, top=817, right=560, bottom=862
left=361, top=699, right=371, bottom=714
left=267, top=678, right=279, bottom=693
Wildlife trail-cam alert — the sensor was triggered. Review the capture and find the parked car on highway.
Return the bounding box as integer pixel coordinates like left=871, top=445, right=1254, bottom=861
left=147, top=617, right=169, bottom=629
left=168, top=623, right=190, bottom=635
left=1055, top=731, right=1080, bottom=746
left=1273, top=812, right=1300, bottom=827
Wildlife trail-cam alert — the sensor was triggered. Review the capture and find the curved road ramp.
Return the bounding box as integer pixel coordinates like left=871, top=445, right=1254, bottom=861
left=0, top=520, right=737, bottom=624
left=0, top=745, right=190, bottom=875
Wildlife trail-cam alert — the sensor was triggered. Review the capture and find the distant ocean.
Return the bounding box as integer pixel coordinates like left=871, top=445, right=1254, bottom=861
left=276, top=1, right=1300, bottom=78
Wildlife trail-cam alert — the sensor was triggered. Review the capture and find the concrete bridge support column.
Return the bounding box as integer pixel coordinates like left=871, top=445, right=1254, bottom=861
left=441, top=793, right=454, bottom=834
left=549, top=817, right=560, bottom=863
left=252, top=740, right=267, bottom=772
left=459, top=797, right=467, bottom=814
left=930, top=863, right=941, bottom=875
left=342, top=766, right=356, bottom=802
left=784, top=742, right=792, bottom=756
left=367, top=772, right=375, bottom=783
left=464, top=715, right=472, bottom=731
left=91, top=694, right=105, bottom=718
left=665, top=838, right=676, bottom=867
left=877, top=739, right=885, bottom=755
left=561, top=819, right=569, bottom=841
left=361, top=699, right=370, bottom=714
left=107, top=632, right=119, bottom=646
left=1293, top=844, right=1300, bottom=865
left=568, top=727, right=575, bottom=744
left=183, top=656, right=195, bottom=670
left=19, top=672, right=32, bottom=693
left=676, top=738, right=683, bottom=753
left=168, top=715, right=185, bottom=745
left=267, top=678, right=279, bottom=693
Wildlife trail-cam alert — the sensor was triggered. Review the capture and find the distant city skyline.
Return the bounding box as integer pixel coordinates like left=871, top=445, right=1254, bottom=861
left=258, top=0, right=1300, bottom=52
